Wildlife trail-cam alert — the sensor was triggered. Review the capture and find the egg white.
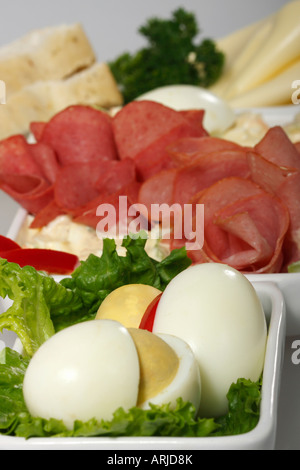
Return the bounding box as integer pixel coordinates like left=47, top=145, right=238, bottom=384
left=139, top=333, right=201, bottom=414
left=23, top=319, right=140, bottom=430
left=152, top=263, right=267, bottom=417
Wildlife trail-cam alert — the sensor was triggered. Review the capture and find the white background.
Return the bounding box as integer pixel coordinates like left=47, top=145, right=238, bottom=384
left=0, top=0, right=299, bottom=450
left=0, top=0, right=288, bottom=62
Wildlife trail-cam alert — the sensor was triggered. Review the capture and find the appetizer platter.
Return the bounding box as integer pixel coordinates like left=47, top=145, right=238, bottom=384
left=0, top=2, right=300, bottom=450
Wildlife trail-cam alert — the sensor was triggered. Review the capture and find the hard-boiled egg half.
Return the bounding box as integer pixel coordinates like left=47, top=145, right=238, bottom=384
left=95, top=283, right=162, bottom=328
left=149, top=263, right=267, bottom=418
left=135, top=84, right=235, bottom=134
left=23, top=319, right=201, bottom=430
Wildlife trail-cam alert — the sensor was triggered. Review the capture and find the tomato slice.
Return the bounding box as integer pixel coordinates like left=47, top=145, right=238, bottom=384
left=139, top=292, right=162, bottom=332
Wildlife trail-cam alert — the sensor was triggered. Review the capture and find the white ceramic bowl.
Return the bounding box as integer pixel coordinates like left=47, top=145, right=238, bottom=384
left=0, top=279, right=285, bottom=450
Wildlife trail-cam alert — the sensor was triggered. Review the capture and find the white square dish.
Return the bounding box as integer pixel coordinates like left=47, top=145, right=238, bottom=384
left=0, top=280, right=285, bottom=450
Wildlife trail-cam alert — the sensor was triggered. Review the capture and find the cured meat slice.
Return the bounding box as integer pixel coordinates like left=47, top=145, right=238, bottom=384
left=0, top=134, right=44, bottom=177
left=172, top=150, right=250, bottom=206
left=246, top=151, right=297, bottom=194
left=295, top=141, right=300, bottom=153
left=166, top=136, right=243, bottom=166
left=189, top=177, right=289, bottom=273
left=94, top=158, right=136, bottom=195
left=29, top=121, right=46, bottom=142
left=178, top=110, right=208, bottom=134
left=29, top=142, right=60, bottom=184
left=277, top=171, right=300, bottom=267
left=54, top=158, right=137, bottom=212
left=30, top=199, right=67, bottom=229
left=112, top=100, right=208, bottom=180
left=137, top=169, right=178, bottom=223
left=255, top=126, right=300, bottom=170
left=40, top=105, right=118, bottom=165
left=72, top=181, right=143, bottom=231
left=0, top=174, right=53, bottom=214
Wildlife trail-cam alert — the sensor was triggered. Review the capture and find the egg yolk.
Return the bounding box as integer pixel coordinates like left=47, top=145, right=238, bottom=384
left=128, top=328, right=179, bottom=406
left=96, top=284, right=162, bottom=328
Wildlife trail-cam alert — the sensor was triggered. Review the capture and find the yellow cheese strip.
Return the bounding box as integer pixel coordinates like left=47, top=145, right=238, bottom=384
left=228, top=59, right=300, bottom=108
left=222, top=1, right=300, bottom=98
left=210, top=1, right=300, bottom=105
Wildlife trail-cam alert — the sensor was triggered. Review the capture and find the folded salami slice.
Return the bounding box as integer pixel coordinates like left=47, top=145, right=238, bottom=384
left=0, top=174, right=53, bottom=215
left=172, top=150, right=250, bottom=206
left=255, top=126, right=300, bottom=170
left=30, top=199, right=67, bottom=229
left=138, top=169, right=178, bottom=222
left=29, top=142, right=60, bottom=184
left=112, top=101, right=208, bottom=180
left=54, top=158, right=137, bottom=212
left=0, top=134, right=44, bottom=177
left=40, top=105, right=118, bottom=165
left=277, top=171, right=300, bottom=268
left=29, top=121, right=46, bottom=142
left=166, top=136, right=243, bottom=166
left=72, top=181, right=142, bottom=231
left=246, top=150, right=298, bottom=194
left=189, top=177, right=289, bottom=273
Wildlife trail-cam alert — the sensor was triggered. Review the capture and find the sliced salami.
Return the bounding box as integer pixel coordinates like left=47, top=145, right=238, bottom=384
left=0, top=135, right=44, bottom=177
left=29, top=121, right=46, bottom=142
left=112, top=100, right=208, bottom=180
left=0, top=174, right=53, bottom=215
left=172, top=150, right=250, bottom=206
left=30, top=199, right=67, bottom=229
left=193, top=177, right=289, bottom=273
left=40, top=105, right=118, bottom=165
left=29, top=142, right=60, bottom=184
left=166, top=136, right=243, bottom=166
left=255, top=126, right=300, bottom=170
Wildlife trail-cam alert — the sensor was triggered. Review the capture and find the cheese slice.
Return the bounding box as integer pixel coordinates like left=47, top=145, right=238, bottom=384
left=210, top=1, right=300, bottom=105
left=228, top=59, right=300, bottom=107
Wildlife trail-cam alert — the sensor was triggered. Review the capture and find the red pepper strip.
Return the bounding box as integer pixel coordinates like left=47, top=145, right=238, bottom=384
left=0, top=234, right=22, bottom=251
left=139, top=293, right=162, bottom=332
left=0, top=248, right=80, bottom=274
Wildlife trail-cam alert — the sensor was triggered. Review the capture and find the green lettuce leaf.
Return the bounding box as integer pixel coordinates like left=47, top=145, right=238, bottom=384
left=0, top=259, right=83, bottom=356
left=60, top=235, right=192, bottom=317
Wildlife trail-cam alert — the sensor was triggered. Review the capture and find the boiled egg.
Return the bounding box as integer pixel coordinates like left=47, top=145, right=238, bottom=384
left=128, top=328, right=201, bottom=412
left=135, top=84, right=235, bottom=134
left=96, top=284, right=162, bottom=328
left=23, top=320, right=140, bottom=429
left=23, top=319, right=201, bottom=429
left=152, top=263, right=267, bottom=418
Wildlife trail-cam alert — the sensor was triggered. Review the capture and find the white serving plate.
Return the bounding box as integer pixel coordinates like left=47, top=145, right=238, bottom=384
left=0, top=280, right=285, bottom=450
left=0, top=104, right=298, bottom=449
